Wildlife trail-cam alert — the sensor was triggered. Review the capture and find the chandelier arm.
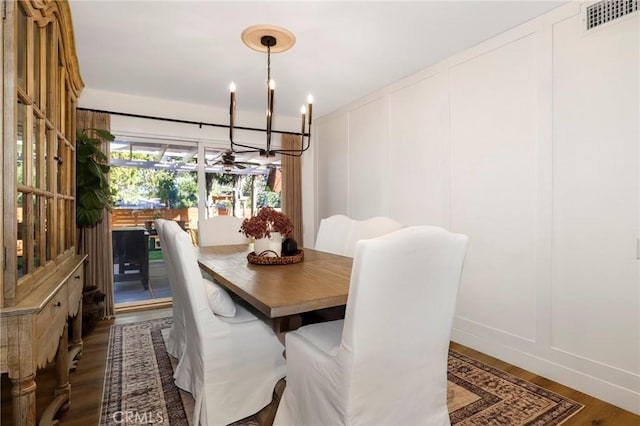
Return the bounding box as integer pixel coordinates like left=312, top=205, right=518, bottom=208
left=230, top=148, right=268, bottom=155
left=272, top=147, right=308, bottom=154
left=275, top=151, right=304, bottom=157
left=77, top=107, right=304, bottom=136
left=271, top=143, right=311, bottom=154
left=231, top=141, right=267, bottom=152
left=302, top=130, right=311, bottom=151
left=275, top=129, right=312, bottom=153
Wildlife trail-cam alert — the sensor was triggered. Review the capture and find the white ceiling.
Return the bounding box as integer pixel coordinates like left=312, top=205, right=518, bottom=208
left=69, top=1, right=565, bottom=119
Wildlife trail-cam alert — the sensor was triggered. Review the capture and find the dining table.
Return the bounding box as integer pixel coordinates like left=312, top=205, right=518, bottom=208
left=196, top=244, right=352, bottom=319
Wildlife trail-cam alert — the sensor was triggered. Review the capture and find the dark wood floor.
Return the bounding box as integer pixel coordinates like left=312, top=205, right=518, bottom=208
left=2, top=308, right=639, bottom=425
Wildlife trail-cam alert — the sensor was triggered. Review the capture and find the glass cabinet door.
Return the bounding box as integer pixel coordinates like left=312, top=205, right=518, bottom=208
left=3, top=0, right=83, bottom=304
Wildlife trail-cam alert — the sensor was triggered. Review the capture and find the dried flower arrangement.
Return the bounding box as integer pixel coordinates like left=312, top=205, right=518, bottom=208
left=239, top=207, right=294, bottom=239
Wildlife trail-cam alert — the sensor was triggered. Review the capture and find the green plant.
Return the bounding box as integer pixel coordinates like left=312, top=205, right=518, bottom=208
left=76, top=128, right=114, bottom=227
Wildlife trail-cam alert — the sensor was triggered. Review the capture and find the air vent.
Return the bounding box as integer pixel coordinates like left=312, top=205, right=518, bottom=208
left=586, top=0, right=638, bottom=30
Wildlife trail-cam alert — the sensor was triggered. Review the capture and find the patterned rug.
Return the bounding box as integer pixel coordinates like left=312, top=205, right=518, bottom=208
left=100, top=317, right=583, bottom=426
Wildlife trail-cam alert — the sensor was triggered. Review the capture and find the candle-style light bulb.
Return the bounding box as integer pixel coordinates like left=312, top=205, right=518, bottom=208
left=306, top=94, right=313, bottom=128
left=300, top=105, right=307, bottom=136
left=265, top=79, right=275, bottom=155
left=229, top=82, right=236, bottom=143
left=268, top=80, right=275, bottom=121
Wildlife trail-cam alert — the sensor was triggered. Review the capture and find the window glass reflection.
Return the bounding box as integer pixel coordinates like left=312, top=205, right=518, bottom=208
left=17, top=102, right=25, bottom=185
left=17, top=193, right=24, bottom=278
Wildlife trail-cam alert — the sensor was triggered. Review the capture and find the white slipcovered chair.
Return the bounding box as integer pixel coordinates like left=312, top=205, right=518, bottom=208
left=314, top=215, right=404, bottom=258
left=274, top=226, right=468, bottom=426
left=198, top=216, right=248, bottom=247
left=343, top=216, right=404, bottom=257
left=155, top=219, right=186, bottom=358
left=167, top=228, right=286, bottom=426
left=314, top=214, right=352, bottom=255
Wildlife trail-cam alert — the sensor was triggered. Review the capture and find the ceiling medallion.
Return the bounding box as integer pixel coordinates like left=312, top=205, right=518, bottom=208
left=228, top=25, right=312, bottom=158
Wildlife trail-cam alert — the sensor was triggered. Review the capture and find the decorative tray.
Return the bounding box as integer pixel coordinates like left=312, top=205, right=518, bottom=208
left=247, top=249, right=304, bottom=265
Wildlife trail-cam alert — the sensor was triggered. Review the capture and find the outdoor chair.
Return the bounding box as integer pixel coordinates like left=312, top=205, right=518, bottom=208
left=112, top=227, right=150, bottom=290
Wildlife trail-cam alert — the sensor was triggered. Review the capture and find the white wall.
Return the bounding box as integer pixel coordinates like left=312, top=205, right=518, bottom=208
left=313, top=3, right=639, bottom=413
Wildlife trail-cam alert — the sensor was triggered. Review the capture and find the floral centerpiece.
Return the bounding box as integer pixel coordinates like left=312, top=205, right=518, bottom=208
left=240, top=207, right=293, bottom=257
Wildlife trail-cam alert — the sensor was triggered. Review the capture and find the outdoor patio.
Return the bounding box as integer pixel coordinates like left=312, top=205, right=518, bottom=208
left=113, top=259, right=171, bottom=304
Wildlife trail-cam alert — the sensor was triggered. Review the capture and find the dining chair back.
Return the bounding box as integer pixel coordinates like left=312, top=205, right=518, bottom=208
left=274, top=226, right=468, bottom=426
left=168, top=228, right=286, bottom=426
left=314, top=214, right=352, bottom=255
left=315, top=215, right=404, bottom=258
left=155, top=219, right=187, bottom=358
left=198, top=216, right=248, bottom=247
left=344, top=216, right=404, bottom=257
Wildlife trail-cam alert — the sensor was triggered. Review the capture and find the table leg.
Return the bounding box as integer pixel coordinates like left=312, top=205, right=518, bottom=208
left=272, top=315, right=302, bottom=346
left=40, top=324, right=72, bottom=425
left=69, top=303, right=84, bottom=369
left=11, top=375, right=37, bottom=426
left=55, top=322, right=71, bottom=401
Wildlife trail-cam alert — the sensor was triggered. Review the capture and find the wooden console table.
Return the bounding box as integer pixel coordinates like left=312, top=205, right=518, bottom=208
left=0, top=255, right=86, bottom=426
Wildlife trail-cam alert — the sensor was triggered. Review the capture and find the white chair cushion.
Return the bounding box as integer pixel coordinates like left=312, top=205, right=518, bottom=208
left=217, top=303, right=260, bottom=324
left=203, top=278, right=236, bottom=317
left=293, top=320, right=344, bottom=357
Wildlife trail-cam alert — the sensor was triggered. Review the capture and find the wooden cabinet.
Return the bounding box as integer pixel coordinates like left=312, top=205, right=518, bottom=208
left=1, top=1, right=85, bottom=424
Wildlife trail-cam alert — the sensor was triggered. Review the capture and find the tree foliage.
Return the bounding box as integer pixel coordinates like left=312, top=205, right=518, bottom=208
left=109, top=152, right=198, bottom=208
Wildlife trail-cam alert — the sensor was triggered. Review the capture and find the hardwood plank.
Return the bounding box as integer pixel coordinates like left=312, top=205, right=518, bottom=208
left=449, top=342, right=640, bottom=425
left=1, top=310, right=637, bottom=425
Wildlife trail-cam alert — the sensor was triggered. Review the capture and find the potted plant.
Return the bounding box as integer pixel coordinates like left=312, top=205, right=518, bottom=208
left=216, top=200, right=231, bottom=216
left=76, top=128, right=114, bottom=228
left=76, top=128, right=113, bottom=335
left=240, top=207, right=293, bottom=257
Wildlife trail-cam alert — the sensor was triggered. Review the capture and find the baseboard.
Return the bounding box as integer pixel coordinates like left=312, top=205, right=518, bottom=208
left=451, top=327, right=640, bottom=415
left=115, top=298, right=173, bottom=314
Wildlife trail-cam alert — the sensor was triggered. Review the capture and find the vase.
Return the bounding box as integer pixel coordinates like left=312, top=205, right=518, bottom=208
left=254, top=232, right=283, bottom=257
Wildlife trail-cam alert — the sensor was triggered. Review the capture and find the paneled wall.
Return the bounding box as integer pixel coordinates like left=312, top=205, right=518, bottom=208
left=313, top=3, right=639, bottom=413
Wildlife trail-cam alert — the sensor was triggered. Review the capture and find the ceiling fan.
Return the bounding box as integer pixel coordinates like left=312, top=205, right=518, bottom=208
left=208, top=150, right=259, bottom=171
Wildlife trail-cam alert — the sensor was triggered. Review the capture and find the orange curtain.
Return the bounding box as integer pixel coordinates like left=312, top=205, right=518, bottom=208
left=281, top=134, right=304, bottom=246
left=76, top=110, right=115, bottom=318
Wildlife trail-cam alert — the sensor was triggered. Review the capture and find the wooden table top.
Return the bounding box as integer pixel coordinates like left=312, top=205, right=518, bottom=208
left=197, top=245, right=352, bottom=318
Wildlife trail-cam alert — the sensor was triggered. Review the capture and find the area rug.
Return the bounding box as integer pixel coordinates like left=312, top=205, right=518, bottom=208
left=100, top=317, right=583, bottom=425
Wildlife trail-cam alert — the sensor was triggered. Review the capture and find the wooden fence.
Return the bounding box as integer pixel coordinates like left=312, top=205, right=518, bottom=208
left=111, top=208, right=198, bottom=229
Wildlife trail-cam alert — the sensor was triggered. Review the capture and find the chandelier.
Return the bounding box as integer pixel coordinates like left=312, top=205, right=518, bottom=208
left=229, top=25, right=312, bottom=158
